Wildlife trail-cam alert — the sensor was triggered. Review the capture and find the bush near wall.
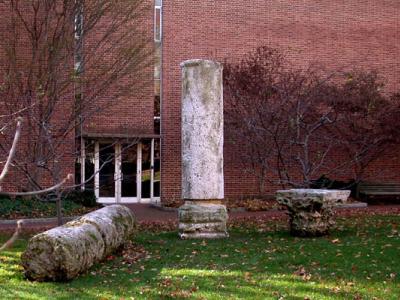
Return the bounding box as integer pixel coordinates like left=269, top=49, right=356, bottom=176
left=0, top=190, right=99, bottom=220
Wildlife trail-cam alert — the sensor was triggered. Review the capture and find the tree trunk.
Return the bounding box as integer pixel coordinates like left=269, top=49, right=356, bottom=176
left=21, top=205, right=136, bottom=281
left=56, top=192, right=62, bottom=226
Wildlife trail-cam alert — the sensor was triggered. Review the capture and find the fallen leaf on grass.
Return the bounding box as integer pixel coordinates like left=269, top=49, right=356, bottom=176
left=137, top=220, right=177, bottom=232
left=353, top=293, right=362, bottom=300
left=293, top=266, right=312, bottom=281
left=167, top=289, right=193, bottom=298
left=120, top=241, right=148, bottom=265
left=159, top=278, right=173, bottom=287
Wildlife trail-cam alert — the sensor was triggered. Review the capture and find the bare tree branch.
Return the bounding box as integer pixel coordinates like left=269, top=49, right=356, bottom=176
left=0, top=173, right=72, bottom=197
left=0, top=117, right=22, bottom=188
left=224, top=46, right=400, bottom=192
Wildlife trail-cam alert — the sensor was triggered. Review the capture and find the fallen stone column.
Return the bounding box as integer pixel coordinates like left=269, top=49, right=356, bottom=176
left=21, top=204, right=136, bottom=281
left=276, top=189, right=350, bottom=237
left=179, top=59, right=228, bottom=239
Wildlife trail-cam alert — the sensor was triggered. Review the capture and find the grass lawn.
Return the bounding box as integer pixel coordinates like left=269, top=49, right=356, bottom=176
left=0, top=215, right=399, bottom=300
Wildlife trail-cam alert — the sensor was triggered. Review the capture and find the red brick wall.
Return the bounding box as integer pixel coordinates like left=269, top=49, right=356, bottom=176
left=161, top=0, right=400, bottom=204
left=0, top=1, right=76, bottom=192
left=82, top=1, right=155, bottom=136
left=1, top=1, right=399, bottom=199
left=0, top=1, right=155, bottom=192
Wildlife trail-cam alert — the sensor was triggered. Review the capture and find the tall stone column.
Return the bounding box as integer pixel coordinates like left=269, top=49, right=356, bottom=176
left=178, top=59, right=228, bottom=239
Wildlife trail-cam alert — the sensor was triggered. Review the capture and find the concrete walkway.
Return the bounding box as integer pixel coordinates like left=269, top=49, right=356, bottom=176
left=124, top=204, right=286, bottom=221
left=0, top=204, right=399, bottom=233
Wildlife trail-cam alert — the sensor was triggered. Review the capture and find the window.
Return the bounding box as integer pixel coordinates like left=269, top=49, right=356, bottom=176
left=154, top=3, right=162, bottom=42
left=154, top=0, right=162, bottom=133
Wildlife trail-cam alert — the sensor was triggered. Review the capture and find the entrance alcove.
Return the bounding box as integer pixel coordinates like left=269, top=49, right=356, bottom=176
left=77, top=134, right=160, bottom=204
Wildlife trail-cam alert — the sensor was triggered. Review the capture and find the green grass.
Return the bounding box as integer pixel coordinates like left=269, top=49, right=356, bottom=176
left=0, top=215, right=399, bottom=299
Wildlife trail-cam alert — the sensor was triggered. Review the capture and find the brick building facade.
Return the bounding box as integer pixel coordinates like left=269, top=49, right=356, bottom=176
left=0, top=1, right=399, bottom=205
left=160, top=0, right=400, bottom=205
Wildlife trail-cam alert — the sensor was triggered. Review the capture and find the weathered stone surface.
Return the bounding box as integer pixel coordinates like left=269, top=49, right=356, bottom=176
left=21, top=205, right=136, bottom=281
left=71, top=204, right=136, bottom=255
left=179, top=59, right=228, bottom=239
left=181, top=59, right=224, bottom=200
left=276, top=189, right=350, bottom=237
left=178, top=203, right=228, bottom=239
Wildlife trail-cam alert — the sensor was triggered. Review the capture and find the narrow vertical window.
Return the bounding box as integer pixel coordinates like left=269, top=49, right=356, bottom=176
left=154, top=5, right=162, bottom=42
left=154, top=0, right=162, bottom=134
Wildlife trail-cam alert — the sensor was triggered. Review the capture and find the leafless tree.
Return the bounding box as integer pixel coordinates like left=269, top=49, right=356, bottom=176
left=0, top=117, right=72, bottom=251
left=0, top=0, right=153, bottom=223
left=224, top=47, right=340, bottom=190
left=224, top=46, right=400, bottom=192
left=331, top=71, right=400, bottom=184
left=224, top=47, right=288, bottom=193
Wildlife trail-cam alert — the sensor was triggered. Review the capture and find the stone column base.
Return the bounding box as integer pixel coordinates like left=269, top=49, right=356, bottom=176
left=178, top=201, right=228, bottom=239
left=276, top=189, right=350, bottom=237
left=289, top=210, right=335, bottom=237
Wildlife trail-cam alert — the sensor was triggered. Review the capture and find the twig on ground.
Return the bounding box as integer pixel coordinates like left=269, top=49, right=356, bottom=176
left=0, top=220, right=24, bottom=252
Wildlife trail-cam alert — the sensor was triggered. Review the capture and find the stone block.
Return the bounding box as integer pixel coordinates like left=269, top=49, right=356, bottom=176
left=276, top=189, right=350, bottom=237
left=178, top=202, right=228, bottom=239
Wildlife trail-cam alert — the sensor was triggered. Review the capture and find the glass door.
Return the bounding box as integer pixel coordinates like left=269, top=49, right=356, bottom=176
left=153, top=139, right=161, bottom=201
left=120, top=143, right=139, bottom=203
left=93, top=140, right=160, bottom=204
left=95, top=143, right=117, bottom=203
left=139, top=139, right=160, bottom=203
left=141, top=140, right=152, bottom=200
